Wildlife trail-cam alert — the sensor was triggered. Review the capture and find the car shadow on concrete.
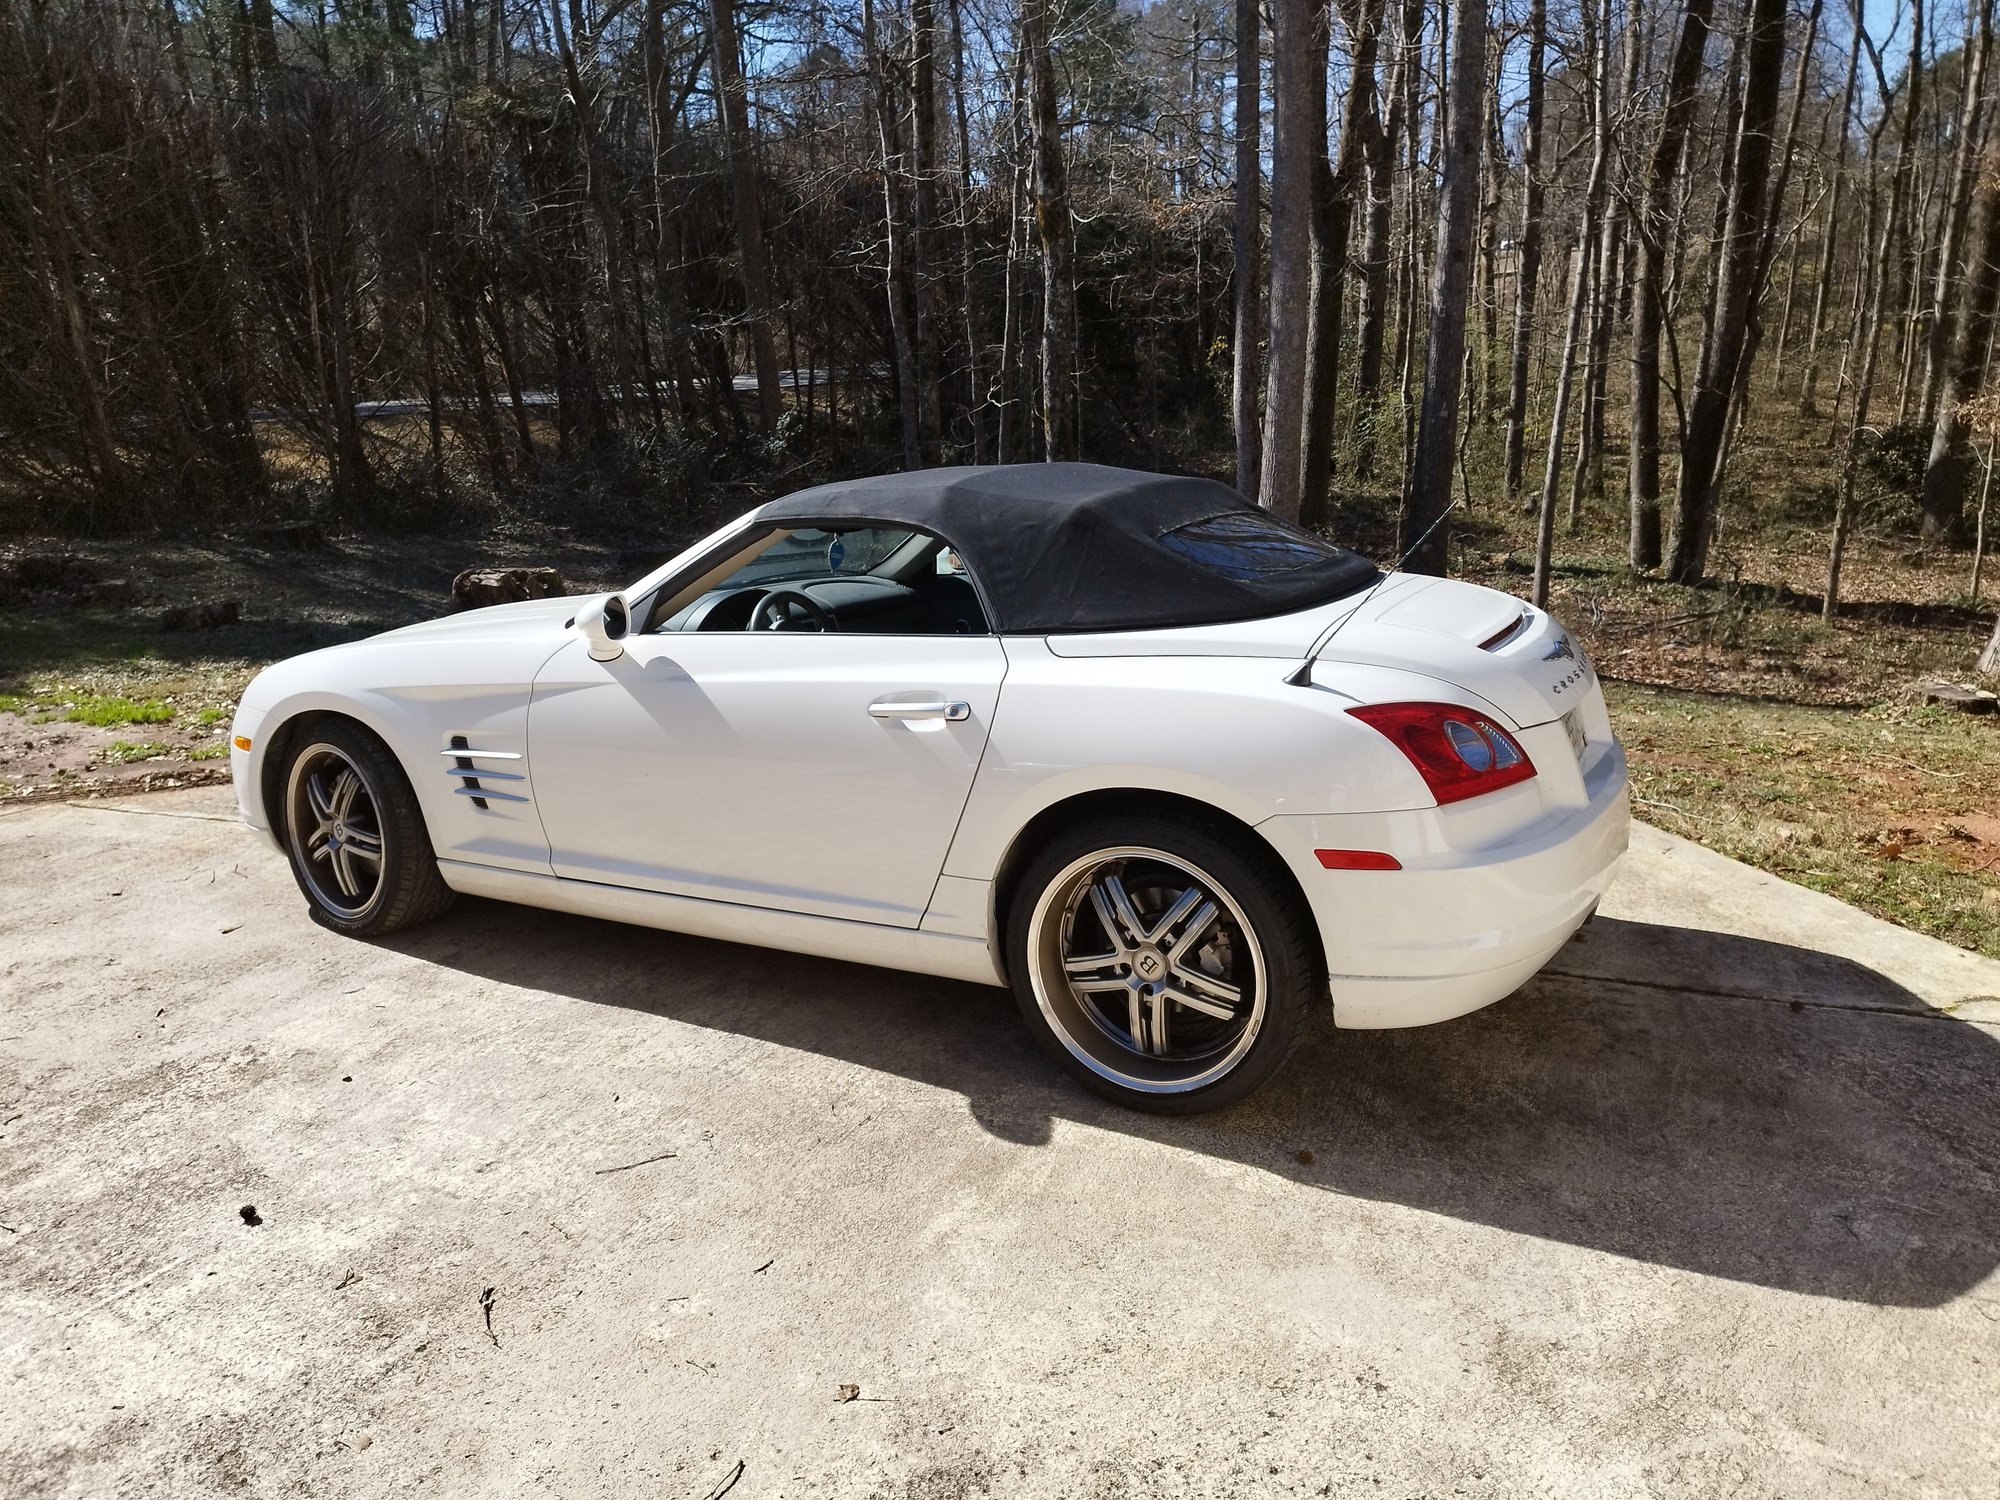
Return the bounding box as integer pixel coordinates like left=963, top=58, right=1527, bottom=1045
left=381, top=904, right=2000, bottom=1309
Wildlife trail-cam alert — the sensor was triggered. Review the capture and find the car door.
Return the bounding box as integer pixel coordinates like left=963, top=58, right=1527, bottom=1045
left=526, top=631, right=1007, bottom=927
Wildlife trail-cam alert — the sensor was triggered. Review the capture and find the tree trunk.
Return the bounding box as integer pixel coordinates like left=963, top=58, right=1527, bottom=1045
left=1921, top=113, right=2000, bottom=540
left=996, top=37, right=1029, bottom=465
left=1922, top=0, right=1994, bottom=428
left=1232, top=0, right=1263, bottom=496
left=1501, top=0, right=1545, bottom=506
left=1401, top=0, right=1486, bottom=573
left=1353, top=0, right=1418, bottom=482
left=707, top=0, right=783, bottom=429
left=908, top=0, right=944, bottom=456
left=1799, top=18, right=1864, bottom=418
left=1829, top=0, right=1927, bottom=614
left=949, top=0, right=984, bottom=461
left=1024, top=0, right=1077, bottom=460
left=1535, top=0, right=1610, bottom=605
left=863, top=0, right=921, bottom=467
left=1258, top=0, right=1316, bottom=520
left=1665, top=0, right=1789, bottom=584
left=1301, top=0, right=1384, bottom=526
left=1632, top=0, right=1712, bottom=568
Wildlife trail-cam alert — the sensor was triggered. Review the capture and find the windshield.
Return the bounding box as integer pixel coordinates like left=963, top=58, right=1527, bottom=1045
left=717, top=526, right=924, bottom=589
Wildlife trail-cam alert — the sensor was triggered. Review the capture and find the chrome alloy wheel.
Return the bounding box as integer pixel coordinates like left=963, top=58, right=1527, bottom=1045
left=1025, top=846, right=1268, bottom=1095
left=285, top=742, right=387, bottom=916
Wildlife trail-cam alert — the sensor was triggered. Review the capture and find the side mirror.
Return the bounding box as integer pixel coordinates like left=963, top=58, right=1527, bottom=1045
left=577, top=593, right=630, bottom=662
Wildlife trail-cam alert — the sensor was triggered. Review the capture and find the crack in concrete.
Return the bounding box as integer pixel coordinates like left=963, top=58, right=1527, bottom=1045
left=1539, top=964, right=1980, bottom=1023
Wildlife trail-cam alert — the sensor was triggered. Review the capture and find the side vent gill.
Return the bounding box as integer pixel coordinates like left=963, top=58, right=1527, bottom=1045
left=444, top=735, right=529, bottom=811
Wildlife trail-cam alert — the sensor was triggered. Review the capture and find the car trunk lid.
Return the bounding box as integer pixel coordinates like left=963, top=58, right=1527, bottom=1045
left=1313, top=577, right=1588, bottom=728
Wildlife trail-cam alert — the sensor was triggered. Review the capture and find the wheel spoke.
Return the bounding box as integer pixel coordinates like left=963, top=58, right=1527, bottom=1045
left=306, top=826, right=333, bottom=861
left=343, top=826, right=383, bottom=864
left=330, top=845, right=361, bottom=898
left=1162, top=982, right=1237, bottom=1023
left=1165, top=901, right=1220, bottom=963
left=1172, top=962, right=1241, bottom=1009
left=306, top=774, right=336, bottom=823
left=1063, top=951, right=1122, bottom=976
left=331, top=768, right=362, bottom=821
left=1146, top=886, right=1205, bottom=944
left=1069, top=976, right=1130, bottom=997
left=1093, top=874, right=1148, bottom=948
left=1127, top=989, right=1170, bottom=1055
left=1086, top=884, right=1137, bottom=955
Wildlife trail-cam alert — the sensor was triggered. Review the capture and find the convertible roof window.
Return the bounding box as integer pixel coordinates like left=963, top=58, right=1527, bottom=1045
left=1156, top=511, right=1354, bottom=584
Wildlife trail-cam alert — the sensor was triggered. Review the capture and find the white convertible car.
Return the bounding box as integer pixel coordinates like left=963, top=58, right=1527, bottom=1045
left=230, top=464, right=1627, bottom=1112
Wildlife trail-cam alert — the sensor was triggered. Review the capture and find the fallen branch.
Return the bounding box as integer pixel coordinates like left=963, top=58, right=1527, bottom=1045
left=699, top=1459, right=745, bottom=1500
left=593, top=1150, right=678, bottom=1176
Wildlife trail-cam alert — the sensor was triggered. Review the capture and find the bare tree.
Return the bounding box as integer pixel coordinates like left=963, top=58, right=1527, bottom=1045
left=707, top=0, right=783, bottom=430
left=1502, top=0, right=1547, bottom=509
left=1024, top=0, right=1077, bottom=460
left=1258, top=0, right=1318, bottom=520
left=1921, top=0, right=1994, bottom=428
left=1828, top=0, right=1927, bottom=616
left=1798, top=17, right=1866, bottom=418
left=1666, top=0, right=1792, bottom=584
left=1921, top=99, right=2000, bottom=542
left=1233, top=0, right=1263, bottom=497
left=1534, top=0, right=1611, bottom=607
left=1401, top=0, right=1485, bottom=573
left=1301, top=0, right=1385, bottom=526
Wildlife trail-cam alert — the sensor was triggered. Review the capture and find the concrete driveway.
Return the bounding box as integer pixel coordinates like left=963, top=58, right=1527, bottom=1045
left=3, top=788, right=1998, bottom=1499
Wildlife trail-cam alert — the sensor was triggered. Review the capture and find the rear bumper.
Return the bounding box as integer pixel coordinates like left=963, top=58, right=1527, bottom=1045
left=1258, top=740, right=1630, bottom=1029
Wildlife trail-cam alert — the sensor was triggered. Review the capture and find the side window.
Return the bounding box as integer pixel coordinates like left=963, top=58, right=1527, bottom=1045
left=645, top=524, right=990, bottom=636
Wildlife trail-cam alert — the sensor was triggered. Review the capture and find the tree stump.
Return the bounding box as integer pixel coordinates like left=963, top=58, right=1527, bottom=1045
left=451, top=567, right=568, bottom=611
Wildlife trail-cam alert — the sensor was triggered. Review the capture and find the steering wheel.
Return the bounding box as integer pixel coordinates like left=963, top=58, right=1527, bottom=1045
left=750, top=586, right=839, bottom=633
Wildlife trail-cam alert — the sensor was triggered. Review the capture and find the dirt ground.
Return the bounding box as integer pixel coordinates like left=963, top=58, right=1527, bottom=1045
left=2, top=788, right=1998, bottom=1497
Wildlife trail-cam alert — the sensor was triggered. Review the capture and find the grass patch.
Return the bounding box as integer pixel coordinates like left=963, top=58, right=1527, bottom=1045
left=64, top=695, right=174, bottom=727
left=0, top=692, right=26, bottom=715
left=186, top=742, right=230, bottom=761
left=102, top=739, right=172, bottom=764
left=1608, top=682, right=2000, bottom=957
left=0, top=610, right=375, bottom=729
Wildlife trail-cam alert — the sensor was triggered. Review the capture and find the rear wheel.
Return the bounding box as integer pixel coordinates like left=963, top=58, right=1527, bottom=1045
left=1005, top=814, right=1321, bottom=1114
left=280, top=720, right=454, bottom=938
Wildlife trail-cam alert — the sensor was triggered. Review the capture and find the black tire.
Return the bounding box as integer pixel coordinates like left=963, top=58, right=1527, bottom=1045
left=279, top=718, right=455, bottom=938
left=1003, top=812, right=1322, bottom=1115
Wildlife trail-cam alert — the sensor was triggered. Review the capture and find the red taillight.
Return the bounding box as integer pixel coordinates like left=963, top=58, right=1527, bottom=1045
left=1347, top=702, right=1537, bottom=806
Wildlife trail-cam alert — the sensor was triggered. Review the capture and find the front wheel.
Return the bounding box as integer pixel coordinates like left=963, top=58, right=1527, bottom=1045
left=1005, top=814, right=1322, bottom=1114
left=280, top=720, right=454, bottom=938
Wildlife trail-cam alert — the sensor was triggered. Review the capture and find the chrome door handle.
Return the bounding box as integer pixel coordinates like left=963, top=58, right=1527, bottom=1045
left=868, top=697, right=970, bottom=722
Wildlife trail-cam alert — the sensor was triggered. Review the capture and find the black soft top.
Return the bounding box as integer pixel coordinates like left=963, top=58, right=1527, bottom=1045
left=755, top=463, right=1378, bottom=633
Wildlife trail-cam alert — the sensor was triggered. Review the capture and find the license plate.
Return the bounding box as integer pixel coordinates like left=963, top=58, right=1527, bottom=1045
left=1563, top=707, right=1588, bottom=762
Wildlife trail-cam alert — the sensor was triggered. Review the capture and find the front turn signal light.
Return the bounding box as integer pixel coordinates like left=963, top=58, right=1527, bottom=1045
left=233, top=735, right=252, bottom=751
